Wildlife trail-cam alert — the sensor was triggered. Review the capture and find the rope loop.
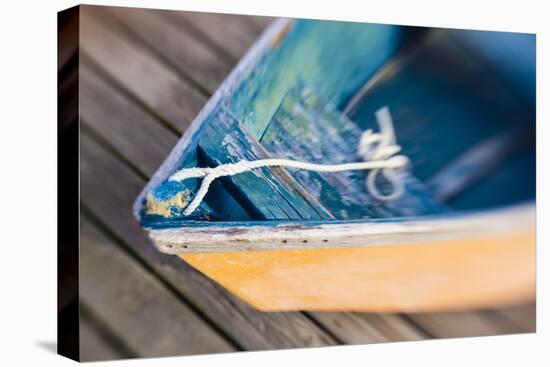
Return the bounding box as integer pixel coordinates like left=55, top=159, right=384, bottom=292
left=169, top=106, right=409, bottom=216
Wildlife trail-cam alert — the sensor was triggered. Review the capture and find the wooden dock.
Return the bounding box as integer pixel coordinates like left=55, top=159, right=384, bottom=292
left=70, top=5, right=535, bottom=361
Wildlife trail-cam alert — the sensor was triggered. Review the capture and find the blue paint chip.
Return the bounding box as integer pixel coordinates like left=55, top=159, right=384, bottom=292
left=150, top=180, right=186, bottom=201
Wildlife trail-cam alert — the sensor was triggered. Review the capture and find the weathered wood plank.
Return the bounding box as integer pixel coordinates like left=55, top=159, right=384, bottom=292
left=80, top=215, right=234, bottom=357
left=310, top=313, right=427, bottom=344
left=260, top=85, right=446, bottom=219
left=407, top=304, right=535, bottom=338
left=148, top=202, right=534, bottom=255
left=80, top=130, right=337, bottom=350
left=161, top=10, right=269, bottom=61
left=80, top=321, right=124, bottom=361
left=80, top=5, right=206, bottom=133
left=80, top=62, right=178, bottom=177
left=491, top=304, right=536, bottom=332
left=229, top=20, right=405, bottom=140
left=198, top=106, right=332, bottom=220
left=105, top=6, right=232, bottom=94
left=79, top=307, right=132, bottom=361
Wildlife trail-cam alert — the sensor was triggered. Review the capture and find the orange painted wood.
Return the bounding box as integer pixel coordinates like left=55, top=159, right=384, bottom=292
left=180, top=230, right=535, bottom=312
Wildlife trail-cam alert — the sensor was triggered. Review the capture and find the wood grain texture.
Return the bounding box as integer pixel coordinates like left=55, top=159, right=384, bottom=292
left=106, top=6, right=232, bottom=94
left=78, top=51, right=436, bottom=345
left=309, top=313, right=427, bottom=344
left=80, top=215, right=234, bottom=356
left=228, top=20, right=405, bottom=140
left=80, top=316, right=126, bottom=361
left=79, top=305, right=135, bottom=361
left=77, top=12, right=338, bottom=349
left=198, top=106, right=331, bottom=220
left=260, top=86, right=445, bottom=219
left=79, top=48, right=434, bottom=346
left=149, top=204, right=534, bottom=254
left=180, top=231, right=535, bottom=312
left=492, top=304, right=536, bottom=332
left=80, top=130, right=336, bottom=350
left=78, top=5, right=535, bottom=354
left=80, top=5, right=206, bottom=132
left=80, top=62, right=178, bottom=177
left=162, top=10, right=270, bottom=61
left=407, top=304, right=535, bottom=338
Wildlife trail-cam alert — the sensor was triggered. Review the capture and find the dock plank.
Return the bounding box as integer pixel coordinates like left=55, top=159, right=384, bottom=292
left=80, top=215, right=234, bottom=357
left=80, top=5, right=206, bottom=132
left=80, top=305, right=134, bottom=361
left=80, top=62, right=178, bottom=177
left=106, top=6, right=232, bottom=94
left=407, top=306, right=535, bottom=338
left=311, top=313, right=427, bottom=344
left=492, top=304, right=536, bottom=332
left=162, top=10, right=269, bottom=61
left=80, top=319, right=125, bottom=361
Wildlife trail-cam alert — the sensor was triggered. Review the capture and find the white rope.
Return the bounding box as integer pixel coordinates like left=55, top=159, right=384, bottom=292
left=169, top=106, right=410, bottom=216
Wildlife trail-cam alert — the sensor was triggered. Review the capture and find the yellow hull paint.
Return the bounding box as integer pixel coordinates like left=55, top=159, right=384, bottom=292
left=180, top=230, right=535, bottom=312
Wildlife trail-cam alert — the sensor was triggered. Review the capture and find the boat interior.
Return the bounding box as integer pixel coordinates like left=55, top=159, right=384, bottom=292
left=139, top=20, right=536, bottom=229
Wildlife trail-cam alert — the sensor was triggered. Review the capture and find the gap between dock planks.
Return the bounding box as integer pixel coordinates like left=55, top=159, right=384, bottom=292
left=79, top=4, right=534, bottom=351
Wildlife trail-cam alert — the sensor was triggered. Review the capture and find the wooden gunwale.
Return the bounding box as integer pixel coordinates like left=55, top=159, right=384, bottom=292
left=148, top=202, right=534, bottom=253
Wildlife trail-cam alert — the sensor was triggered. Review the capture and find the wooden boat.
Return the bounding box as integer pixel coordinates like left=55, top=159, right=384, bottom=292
left=133, top=18, right=536, bottom=312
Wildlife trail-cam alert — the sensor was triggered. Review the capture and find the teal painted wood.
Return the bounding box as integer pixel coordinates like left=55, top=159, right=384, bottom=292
left=141, top=20, right=436, bottom=226
left=449, top=140, right=536, bottom=210
left=197, top=105, right=332, bottom=220
left=229, top=20, right=406, bottom=139
left=141, top=153, right=220, bottom=225
left=427, top=128, right=535, bottom=204
left=134, top=18, right=535, bottom=237
left=260, top=84, right=446, bottom=219
left=345, top=29, right=535, bottom=210
left=453, top=30, right=536, bottom=104
left=347, top=30, right=535, bottom=182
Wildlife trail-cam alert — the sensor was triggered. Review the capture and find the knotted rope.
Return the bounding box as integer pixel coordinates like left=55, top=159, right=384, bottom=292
left=169, top=106, right=409, bottom=216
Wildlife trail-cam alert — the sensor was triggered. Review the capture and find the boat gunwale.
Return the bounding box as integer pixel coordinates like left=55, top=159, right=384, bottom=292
left=146, top=202, right=535, bottom=254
